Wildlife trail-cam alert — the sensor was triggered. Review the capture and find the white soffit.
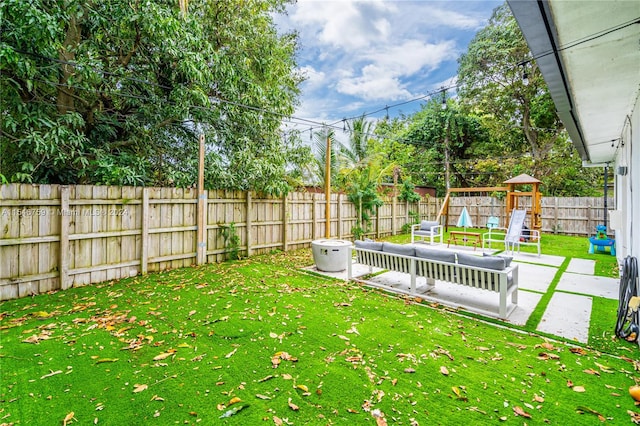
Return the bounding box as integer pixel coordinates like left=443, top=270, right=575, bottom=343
left=549, top=0, right=640, bottom=164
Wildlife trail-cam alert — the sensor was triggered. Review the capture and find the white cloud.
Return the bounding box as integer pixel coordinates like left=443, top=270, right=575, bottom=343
left=290, top=0, right=396, bottom=49
left=276, top=0, right=502, bottom=120
left=299, top=65, right=326, bottom=88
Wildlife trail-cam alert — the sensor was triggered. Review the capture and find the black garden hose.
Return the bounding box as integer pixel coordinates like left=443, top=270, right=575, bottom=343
left=615, top=256, right=639, bottom=342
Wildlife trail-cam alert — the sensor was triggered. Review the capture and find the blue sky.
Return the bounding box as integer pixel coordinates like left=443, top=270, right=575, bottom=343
left=274, top=0, right=503, bottom=132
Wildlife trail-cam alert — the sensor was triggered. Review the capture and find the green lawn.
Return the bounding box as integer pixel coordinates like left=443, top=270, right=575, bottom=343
left=1, top=233, right=638, bottom=425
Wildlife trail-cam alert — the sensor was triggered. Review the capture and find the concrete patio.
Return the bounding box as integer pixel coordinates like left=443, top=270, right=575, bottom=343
left=308, top=244, right=620, bottom=344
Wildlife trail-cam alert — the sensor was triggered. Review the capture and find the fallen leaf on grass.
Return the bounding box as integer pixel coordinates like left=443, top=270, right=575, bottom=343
left=627, top=410, right=640, bottom=424
left=133, top=384, right=148, bottom=393
left=95, top=358, right=119, bottom=364
left=570, top=347, right=588, bottom=356
left=573, top=386, right=586, bottom=393
left=537, top=352, right=560, bottom=360
left=288, top=398, right=299, bottom=411
left=219, top=404, right=248, bottom=418
left=295, top=384, right=309, bottom=392
left=153, top=350, right=176, bottom=361
left=440, top=366, right=449, bottom=376
left=226, top=348, right=238, bottom=358
left=583, top=368, right=600, bottom=376
left=513, top=406, right=532, bottom=418
left=63, top=412, right=75, bottom=426
left=256, top=394, right=272, bottom=400
left=41, top=370, right=63, bottom=379
left=576, top=406, right=605, bottom=421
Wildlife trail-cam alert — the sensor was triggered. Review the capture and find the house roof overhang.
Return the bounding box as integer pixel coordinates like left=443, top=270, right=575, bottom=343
left=506, top=0, right=640, bottom=165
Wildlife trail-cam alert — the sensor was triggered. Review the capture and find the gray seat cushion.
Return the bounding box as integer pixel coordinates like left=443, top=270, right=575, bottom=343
left=355, top=240, right=383, bottom=251
left=483, top=252, right=513, bottom=267
left=415, top=246, right=456, bottom=263
left=419, top=220, right=439, bottom=232
left=457, top=252, right=506, bottom=270
left=382, top=242, right=416, bottom=257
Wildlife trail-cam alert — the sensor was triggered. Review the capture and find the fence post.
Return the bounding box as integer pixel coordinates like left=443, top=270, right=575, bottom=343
left=312, top=194, right=317, bottom=241
left=196, top=134, right=207, bottom=265
left=282, top=193, right=288, bottom=251
left=553, top=197, right=559, bottom=234
left=337, top=193, right=342, bottom=239
left=141, top=188, right=149, bottom=274
left=586, top=198, right=592, bottom=235
left=392, top=195, right=397, bottom=236
left=246, top=191, right=252, bottom=257
left=59, top=186, right=70, bottom=290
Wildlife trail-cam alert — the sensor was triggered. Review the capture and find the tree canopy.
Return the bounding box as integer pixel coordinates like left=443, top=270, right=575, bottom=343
left=0, top=0, right=310, bottom=194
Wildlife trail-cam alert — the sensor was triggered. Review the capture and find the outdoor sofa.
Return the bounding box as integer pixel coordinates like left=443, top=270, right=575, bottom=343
left=348, top=241, right=519, bottom=319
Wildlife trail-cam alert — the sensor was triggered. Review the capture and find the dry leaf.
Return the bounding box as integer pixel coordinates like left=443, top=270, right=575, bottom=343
left=273, top=416, right=283, bottom=425
left=573, top=386, right=586, bottom=393
left=256, top=394, right=272, bottom=400
left=188, top=310, right=196, bottom=316
left=440, top=366, right=449, bottom=376
left=296, top=384, right=309, bottom=392
left=153, top=351, right=176, bottom=361
left=63, top=412, right=75, bottom=426
left=534, top=394, right=545, bottom=403
left=583, top=368, right=600, bottom=376
left=226, top=348, right=237, bottom=358
left=228, top=397, right=242, bottom=405
left=41, top=370, right=63, bottom=379
left=404, top=367, right=416, bottom=373
left=288, top=398, right=299, bottom=411
left=513, top=406, right=532, bottom=418
left=133, top=384, right=148, bottom=393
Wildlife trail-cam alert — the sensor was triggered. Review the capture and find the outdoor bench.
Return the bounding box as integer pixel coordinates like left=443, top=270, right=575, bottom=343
left=348, top=241, right=519, bottom=319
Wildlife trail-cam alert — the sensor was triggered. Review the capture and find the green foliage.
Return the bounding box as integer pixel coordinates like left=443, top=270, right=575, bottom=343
left=398, top=179, right=421, bottom=203
left=341, top=155, right=393, bottom=239
left=454, top=3, right=596, bottom=195
left=310, top=128, right=339, bottom=189
left=220, top=222, right=241, bottom=261
left=0, top=0, right=309, bottom=194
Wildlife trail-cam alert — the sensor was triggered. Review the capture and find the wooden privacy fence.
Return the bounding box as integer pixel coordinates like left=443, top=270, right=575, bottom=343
left=0, top=183, right=610, bottom=300
left=0, top=184, right=440, bottom=300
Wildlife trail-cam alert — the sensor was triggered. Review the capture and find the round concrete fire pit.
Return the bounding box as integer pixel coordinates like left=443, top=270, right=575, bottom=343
left=311, top=239, right=352, bottom=272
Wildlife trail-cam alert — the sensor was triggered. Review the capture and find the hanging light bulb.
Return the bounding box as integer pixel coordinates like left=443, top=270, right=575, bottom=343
left=309, top=128, right=313, bottom=141
left=342, top=118, right=346, bottom=132
left=385, top=106, right=389, bottom=120
left=441, top=90, right=447, bottom=110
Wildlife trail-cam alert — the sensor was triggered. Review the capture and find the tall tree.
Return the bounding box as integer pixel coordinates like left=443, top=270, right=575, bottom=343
left=0, top=0, right=309, bottom=194
left=456, top=3, right=598, bottom=195
left=401, top=97, right=487, bottom=196
left=338, top=115, right=374, bottom=167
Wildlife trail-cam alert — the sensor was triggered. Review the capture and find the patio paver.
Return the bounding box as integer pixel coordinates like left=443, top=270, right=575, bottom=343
left=566, top=258, right=596, bottom=275
left=537, top=292, right=592, bottom=343
left=556, top=272, right=619, bottom=300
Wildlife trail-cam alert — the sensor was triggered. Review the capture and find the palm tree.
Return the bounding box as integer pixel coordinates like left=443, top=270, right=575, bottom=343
left=311, top=127, right=338, bottom=190
left=339, top=115, right=374, bottom=167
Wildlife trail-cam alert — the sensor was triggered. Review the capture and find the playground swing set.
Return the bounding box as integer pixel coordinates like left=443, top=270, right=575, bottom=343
left=436, top=174, right=543, bottom=254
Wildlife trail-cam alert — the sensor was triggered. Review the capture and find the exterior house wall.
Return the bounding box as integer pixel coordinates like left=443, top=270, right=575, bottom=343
left=613, top=93, right=640, bottom=263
